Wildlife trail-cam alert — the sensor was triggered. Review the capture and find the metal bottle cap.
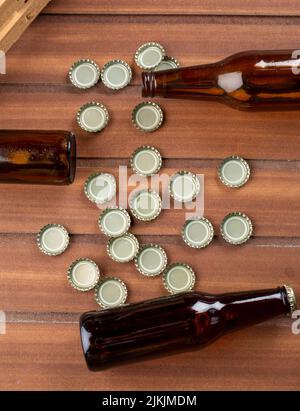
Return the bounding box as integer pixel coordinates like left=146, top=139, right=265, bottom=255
left=163, top=263, right=195, bottom=294
left=69, top=59, right=100, bottom=89
left=182, top=217, right=214, bottom=249
left=84, top=172, right=116, bottom=204
left=130, top=145, right=162, bottom=176
left=169, top=171, right=200, bottom=203
left=99, top=207, right=131, bottom=237
left=135, top=42, right=166, bottom=69
left=154, top=56, right=180, bottom=71
left=220, top=212, right=253, bottom=245
left=37, top=224, right=69, bottom=256
left=67, top=258, right=100, bottom=292
left=101, top=59, right=132, bottom=90
left=218, top=156, right=250, bottom=188
left=135, top=244, right=167, bottom=277
left=283, top=285, right=297, bottom=314
left=132, top=101, right=164, bottom=132
left=107, top=233, right=139, bottom=263
left=77, top=102, right=109, bottom=133
left=95, top=277, right=128, bottom=308
left=129, top=189, right=162, bottom=221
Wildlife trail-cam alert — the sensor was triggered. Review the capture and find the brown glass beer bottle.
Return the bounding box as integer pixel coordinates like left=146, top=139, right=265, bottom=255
left=0, top=130, right=76, bottom=184
left=80, top=285, right=296, bottom=371
left=142, top=50, right=300, bottom=110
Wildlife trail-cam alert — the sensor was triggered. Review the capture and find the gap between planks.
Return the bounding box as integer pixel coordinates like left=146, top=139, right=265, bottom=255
left=3, top=310, right=291, bottom=327
left=1, top=233, right=300, bottom=248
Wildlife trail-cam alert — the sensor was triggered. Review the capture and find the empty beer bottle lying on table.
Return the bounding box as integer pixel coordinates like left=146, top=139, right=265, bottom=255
left=142, top=50, right=300, bottom=110
left=80, top=285, right=296, bottom=371
left=0, top=130, right=76, bottom=184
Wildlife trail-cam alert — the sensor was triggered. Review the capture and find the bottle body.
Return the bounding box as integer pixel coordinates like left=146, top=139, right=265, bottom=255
left=0, top=130, right=76, bottom=185
left=142, top=50, right=300, bottom=110
left=80, top=286, right=295, bottom=371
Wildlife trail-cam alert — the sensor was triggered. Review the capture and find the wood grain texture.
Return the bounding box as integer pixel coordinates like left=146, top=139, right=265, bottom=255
left=0, top=163, right=300, bottom=237
left=0, top=0, right=51, bottom=52
left=1, top=3, right=300, bottom=391
left=44, top=0, right=300, bottom=17
left=1, top=320, right=299, bottom=390
left=2, top=86, right=300, bottom=161
left=1, top=234, right=300, bottom=313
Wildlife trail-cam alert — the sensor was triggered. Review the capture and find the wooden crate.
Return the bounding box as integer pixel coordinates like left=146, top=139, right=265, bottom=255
left=0, top=0, right=51, bottom=52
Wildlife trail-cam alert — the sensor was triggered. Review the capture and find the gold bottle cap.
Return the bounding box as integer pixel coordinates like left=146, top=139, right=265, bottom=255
left=95, top=277, right=128, bottom=308
left=135, top=42, right=166, bottom=69
left=84, top=172, right=116, bottom=204
left=130, top=145, right=162, bottom=176
left=77, top=102, right=109, bottom=133
left=283, top=285, right=297, bottom=314
left=129, top=189, right=162, bottom=221
left=101, top=59, right=132, bottom=90
left=182, top=217, right=214, bottom=249
left=132, top=101, right=164, bottom=132
left=154, top=56, right=180, bottom=71
left=218, top=156, right=250, bottom=188
left=67, top=258, right=100, bottom=292
left=163, top=263, right=195, bottom=294
left=69, top=59, right=100, bottom=89
left=99, top=207, right=131, bottom=237
left=135, top=244, right=167, bottom=277
left=220, top=212, right=253, bottom=245
left=107, top=233, right=139, bottom=263
left=37, top=224, right=69, bottom=256
left=169, top=171, right=200, bottom=203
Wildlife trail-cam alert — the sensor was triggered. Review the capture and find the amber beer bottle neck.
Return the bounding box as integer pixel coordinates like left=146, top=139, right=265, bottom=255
left=216, top=286, right=293, bottom=333
left=142, top=50, right=300, bottom=110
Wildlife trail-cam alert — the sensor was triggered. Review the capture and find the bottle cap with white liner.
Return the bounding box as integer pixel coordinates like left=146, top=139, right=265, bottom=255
left=182, top=217, right=214, bottom=249
left=84, top=172, right=116, bottom=204
left=163, top=263, right=195, bottom=294
left=218, top=156, right=250, bottom=188
left=132, top=101, right=164, bottom=132
left=134, top=244, right=167, bottom=277
left=77, top=102, right=109, bottom=133
left=69, top=59, right=100, bottom=89
left=37, top=224, right=69, bottom=256
left=220, top=212, right=253, bottom=245
left=129, top=189, right=162, bottom=221
left=107, top=233, right=139, bottom=263
left=67, top=258, right=100, bottom=292
left=169, top=171, right=200, bottom=203
left=101, top=60, right=132, bottom=90
left=95, top=277, right=128, bottom=308
left=130, top=145, right=162, bottom=176
left=154, top=56, right=180, bottom=71
left=135, top=42, right=166, bottom=69
left=99, top=207, right=131, bottom=237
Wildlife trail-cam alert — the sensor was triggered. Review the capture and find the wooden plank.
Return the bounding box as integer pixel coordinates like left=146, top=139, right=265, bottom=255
left=0, top=163, right=299, bottom=236
left=1, top=87, right=300, bottom=161
left=2, top=15, right=300, bottom=84
left=44, top=0, right=300, bottom=17
left=0, top=319, right=299, bottom=390
left=0, top=0, right=51, bottom=53
left=1, top=234, right=299, bottom=313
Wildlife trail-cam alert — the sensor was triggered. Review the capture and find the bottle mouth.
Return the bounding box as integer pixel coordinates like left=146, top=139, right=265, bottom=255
left=67, top=132, right=77, bottom=184
left=141, top=71, right=156, bottom=98
left=283, top=285, right=297, bottom=314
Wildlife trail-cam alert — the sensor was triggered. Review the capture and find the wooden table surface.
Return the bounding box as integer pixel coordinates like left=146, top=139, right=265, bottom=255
left=1, top=0, right=300, bottom=391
